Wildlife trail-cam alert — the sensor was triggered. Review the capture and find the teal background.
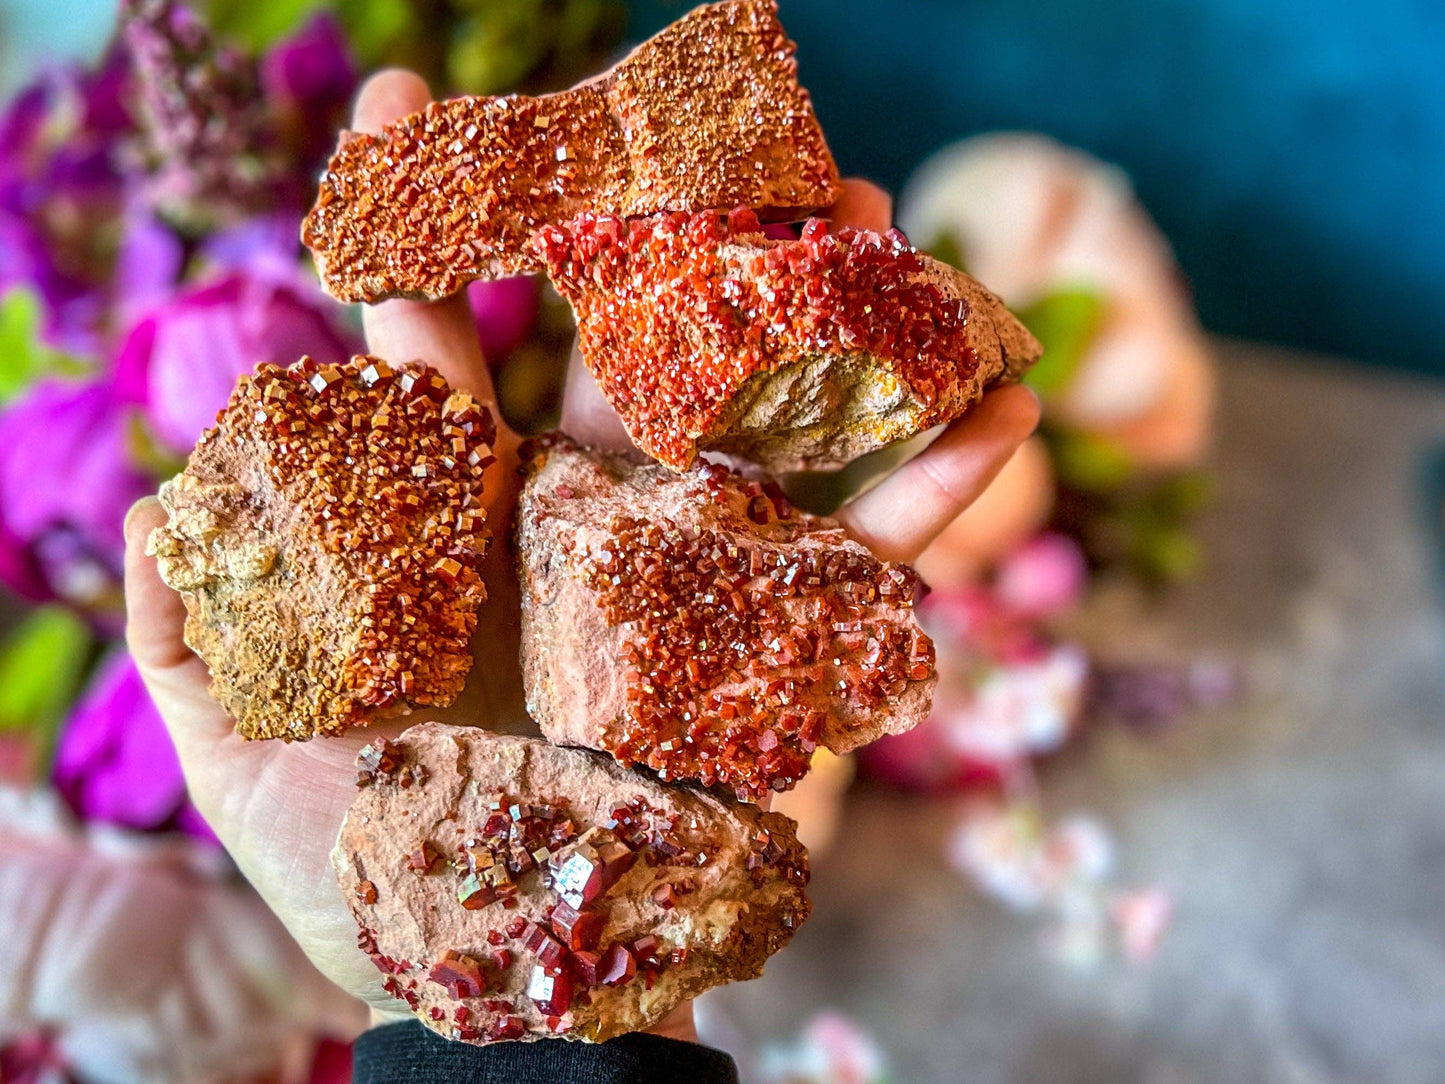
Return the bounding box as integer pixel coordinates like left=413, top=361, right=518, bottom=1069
left=5, top=0, right=1443, bottom=375
left=630, top=0, right=1445, bottom=377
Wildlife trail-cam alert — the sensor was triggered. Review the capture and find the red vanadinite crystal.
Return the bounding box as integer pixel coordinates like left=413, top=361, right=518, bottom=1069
left=568, top=468, right=935, bottom=798
left=428, top=951, right=487, bottom=999
left=534, top=211, right=978, bottom=470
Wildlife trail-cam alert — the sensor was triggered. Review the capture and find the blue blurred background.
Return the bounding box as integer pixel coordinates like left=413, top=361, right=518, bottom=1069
left=630, top=0, right=1445, bottom=377
left=5, top=0, right=1445, bottom=374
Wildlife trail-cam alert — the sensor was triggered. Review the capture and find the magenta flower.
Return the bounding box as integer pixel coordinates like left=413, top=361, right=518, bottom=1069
left=993, top=532, right=1087, bottom=619
left=260, top=13, right=359, bottom=171
left=51, top=651, right=214, bottom=842
left=468, top=276, right=541, bottom=367
left=0, top=380, right=151, bottom=608
left=114, top=270, right=360, bottom=453
left=0, top=52, right=137, bottom=353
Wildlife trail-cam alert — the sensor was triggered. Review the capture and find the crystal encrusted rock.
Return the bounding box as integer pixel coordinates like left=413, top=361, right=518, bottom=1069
left=515, top=436, right=937, bottom=800
left=302, top=0, right=840, bottom=303
left=534, top=208, right=1042, bottom=473
left=334, top=723, right=809, bottom=1043
left=147, top=355, right=496, bottom=740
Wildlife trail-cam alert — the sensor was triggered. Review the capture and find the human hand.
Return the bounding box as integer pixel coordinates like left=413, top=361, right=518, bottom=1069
left=123, top=69, right=1039, bottom=1045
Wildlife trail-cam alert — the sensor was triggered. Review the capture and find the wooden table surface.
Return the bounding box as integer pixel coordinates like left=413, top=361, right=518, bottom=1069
left=700, top=341, right=1445, bottom=1083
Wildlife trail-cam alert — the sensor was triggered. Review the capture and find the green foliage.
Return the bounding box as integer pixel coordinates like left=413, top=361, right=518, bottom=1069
left=0, top=288, right=86, bottom=406
left=332, top=0, right=410, bottom=62
left=0, top=607, right=93, bottom=754
left=1052, top=429, right=1135, bottom=491
left=205, top=0, right=327, bottom=50
left=125, top=411, right=189, bottom=482
left=1016, top=289, right=1105, bottom=398
left=923, top=231, right=968, bottom=274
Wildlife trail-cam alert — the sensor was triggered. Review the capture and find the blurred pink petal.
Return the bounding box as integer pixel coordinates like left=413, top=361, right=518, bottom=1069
left=994, top=532, right=1088, bottom=618
left=0, top=787, right=365, bottom=1083
left=467, top=276, right=540, bottom=367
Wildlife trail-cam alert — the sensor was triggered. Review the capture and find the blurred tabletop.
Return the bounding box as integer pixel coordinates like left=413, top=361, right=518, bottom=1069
left=702, top=340, right=1445, bottom=1084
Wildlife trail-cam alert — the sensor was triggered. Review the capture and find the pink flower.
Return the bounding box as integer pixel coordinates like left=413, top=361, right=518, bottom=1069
left=113, top=270, right=360, bottom=452
left=994, top=532, right=1087, bottom=618
left=467, top=276, right=540, bottom=367
left=0, top=380, right=151, bottom=608
left=260, top=14, right=358, bottom=173
left=50, top=651, right=214, bottom=842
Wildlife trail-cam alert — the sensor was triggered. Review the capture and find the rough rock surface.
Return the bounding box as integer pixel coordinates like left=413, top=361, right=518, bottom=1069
left=302, top=0, right=840, bottom=303
left=534, top=209, right=1042, bottom=473
left=147, top=356, right=496, bottom=740
left=333, top=723, right=810, bottom=1043
left=516, top=437, right=937, bottom=800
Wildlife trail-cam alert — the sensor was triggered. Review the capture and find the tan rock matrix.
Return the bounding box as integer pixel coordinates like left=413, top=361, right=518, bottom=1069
left=334, top=723, right=810, bottom=1043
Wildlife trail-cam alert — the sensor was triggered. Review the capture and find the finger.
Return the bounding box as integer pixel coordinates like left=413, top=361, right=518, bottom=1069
left=351, top=71, right=503, bottom=421
left=559, top=343, right=633, bottom=451
left=837, top=384, right=1041, bottom=564
left=828, top=178, right=893, bottom=233
left=123, top=497, right=193, bottom=674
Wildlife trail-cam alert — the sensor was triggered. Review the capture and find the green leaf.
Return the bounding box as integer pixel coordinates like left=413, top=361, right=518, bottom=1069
left=125, top=410, right=188, bottom=482
left=923, top=231, right=968, bottom=274
left=0, top=608, right=93, bottom=750
left=203, top=0, right=327, bottom=51
left=333, top=0, right=412, bottom=62
left=0, top=288, right=87, bottom=405
left=1016, top=289, right=1106, bottom=398
left=1052, top=429, right=1136, bottom=491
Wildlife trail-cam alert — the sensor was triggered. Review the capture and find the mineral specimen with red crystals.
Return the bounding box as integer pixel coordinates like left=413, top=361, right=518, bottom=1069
left=147, top=355, right=496, bottom=740
left=534, top=208, right=1041, bottom=473
left=333, top=723, right=809, bottom=1044
left=302, top=0, right=840, bottom=304
left=515, top=437, right=938, bottom=801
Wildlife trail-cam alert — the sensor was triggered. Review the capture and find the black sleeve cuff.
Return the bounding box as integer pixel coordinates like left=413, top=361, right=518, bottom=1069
left=353, top=1020, right=740, bottom=1084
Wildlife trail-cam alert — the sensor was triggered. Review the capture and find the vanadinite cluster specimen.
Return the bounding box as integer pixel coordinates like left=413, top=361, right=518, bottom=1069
left=334, top=723, right=809, bottom=1043
left=302, top=0, right=839, bottom=303
left=515, top=436, right=938, bottom=801
left=533, top=207, right=1042, bottom=473
left=147, top=356, right=496, bottom=740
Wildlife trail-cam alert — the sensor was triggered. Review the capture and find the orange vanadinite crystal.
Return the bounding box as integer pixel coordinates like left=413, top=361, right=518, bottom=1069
left=534, top=209, right=981, bottom=471
left=302, top=0, right=840, bottom=302
left=213, top=354, right=496, bottom=734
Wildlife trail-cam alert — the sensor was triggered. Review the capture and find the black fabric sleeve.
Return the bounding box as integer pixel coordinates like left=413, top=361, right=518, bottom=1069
left=352, top=1020, right=740, bottom=1084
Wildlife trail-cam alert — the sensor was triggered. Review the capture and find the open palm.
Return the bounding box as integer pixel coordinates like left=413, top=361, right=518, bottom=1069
left=123, top=70, right=1039, bottom=1041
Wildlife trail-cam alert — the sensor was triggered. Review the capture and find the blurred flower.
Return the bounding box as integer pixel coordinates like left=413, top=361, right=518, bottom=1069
left=51, top=651, right=213, bottom=841
left=122, top=0, right=283, bottom=231
left=948, top=800, right=1171, bottom=967
left=935, top=644, right=1088, bottom=766
left=0, top=786, right=365, bottom=1083
left=993, top=532, right=1088, bottom=619
left=114, top=269, right=360, bottom=453
left=0, top=53, right=136, bottom=353
left=0, top=380, right=151, bottom=609
left=1090, top=658, right=1241, bottom=731
left=0, top=1031, right=79, bottom=1084
left=861, top=562, right=1089, bottom=788
left=758, top=1011, right=888, bottom=1084
left=900, top=133, right=1214, bottom=472
left=1112, top=887, right=1174, bottom=963
left=468, top=275, right=541, bottom=367
left=260, top=14, right=359, bottom=172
